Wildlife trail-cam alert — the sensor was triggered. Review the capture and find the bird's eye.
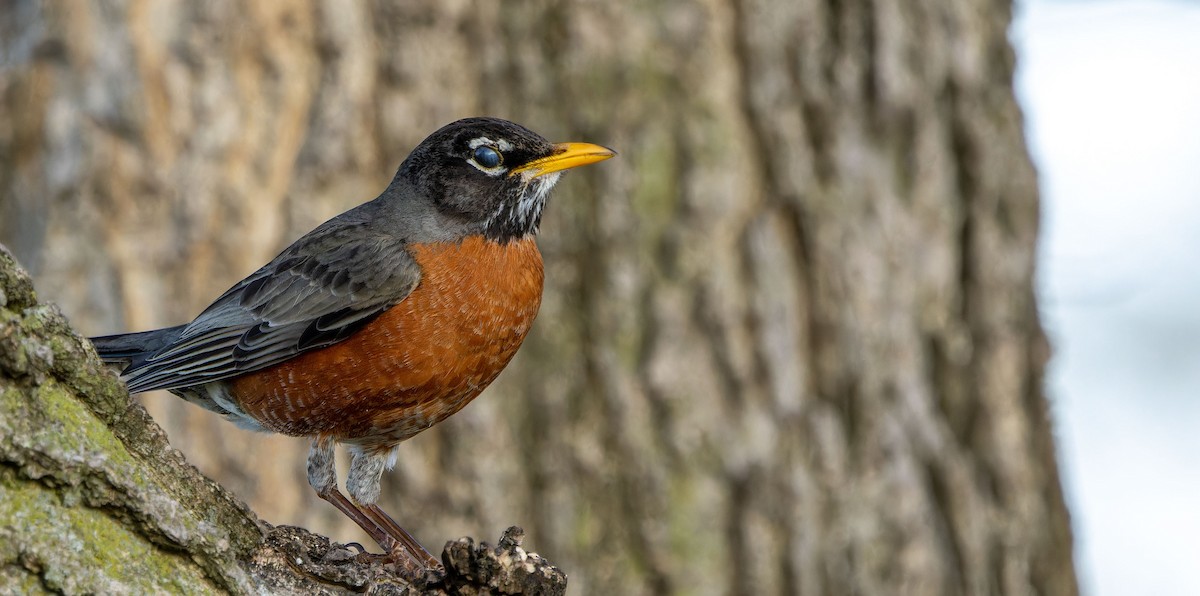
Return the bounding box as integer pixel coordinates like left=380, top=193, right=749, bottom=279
left=473, top=145, right=503, bottom=168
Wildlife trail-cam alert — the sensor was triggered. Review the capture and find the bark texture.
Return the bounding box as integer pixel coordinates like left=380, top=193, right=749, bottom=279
left=1, top=1, right=1077, bottom=594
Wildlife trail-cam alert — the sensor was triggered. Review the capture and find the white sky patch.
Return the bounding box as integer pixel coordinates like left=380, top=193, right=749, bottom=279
left=1014, top=2, right=1200, bottom=595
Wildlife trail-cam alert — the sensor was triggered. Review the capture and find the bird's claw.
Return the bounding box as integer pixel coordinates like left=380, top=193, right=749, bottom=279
left=352, top=547, right=444, bottom=584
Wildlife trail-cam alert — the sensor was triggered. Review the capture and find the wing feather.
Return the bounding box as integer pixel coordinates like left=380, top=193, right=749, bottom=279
left=121, top=219, right=420, bottom=393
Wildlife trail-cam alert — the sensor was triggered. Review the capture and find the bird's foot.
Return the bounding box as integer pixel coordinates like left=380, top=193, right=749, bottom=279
left=353, top=547, right=445, bottom=585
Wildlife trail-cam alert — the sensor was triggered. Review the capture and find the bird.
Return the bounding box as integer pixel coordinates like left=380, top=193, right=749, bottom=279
left=90, top=117, right=614, bottom=575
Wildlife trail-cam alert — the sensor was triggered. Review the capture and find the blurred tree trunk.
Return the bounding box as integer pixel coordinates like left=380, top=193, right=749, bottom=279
left=1, top=1, right=1077, bottom=595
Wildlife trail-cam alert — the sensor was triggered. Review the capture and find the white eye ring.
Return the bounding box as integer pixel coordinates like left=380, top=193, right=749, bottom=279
left=469, top=137, right=514, bottom=152
left=467, top=136, right=512, bottom=175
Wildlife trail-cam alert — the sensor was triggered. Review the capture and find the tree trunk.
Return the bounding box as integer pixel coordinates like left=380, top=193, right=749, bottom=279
left=1, top=1, right=1077, bottom=595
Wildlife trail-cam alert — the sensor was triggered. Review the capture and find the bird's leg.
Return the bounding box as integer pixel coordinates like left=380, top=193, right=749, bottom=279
left=306, top=437, right=400, bottom=554
left=347, top=447, right=442, bottom=570
left=361, top=502, right=442, bottom=569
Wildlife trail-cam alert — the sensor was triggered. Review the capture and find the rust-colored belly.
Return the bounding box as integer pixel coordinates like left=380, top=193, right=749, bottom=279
left=228, top=235, right=543, bottom=447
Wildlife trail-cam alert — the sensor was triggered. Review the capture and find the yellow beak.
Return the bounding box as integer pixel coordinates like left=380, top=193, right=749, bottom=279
left=510, top=142, right=616, bottom=178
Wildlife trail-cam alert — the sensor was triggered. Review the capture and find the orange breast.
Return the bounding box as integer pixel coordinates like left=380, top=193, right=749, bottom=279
left=228, top=235, right=544, bottom=448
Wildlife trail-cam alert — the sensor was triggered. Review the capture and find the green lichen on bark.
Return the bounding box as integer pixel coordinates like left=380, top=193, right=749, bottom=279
left=0, top=471, right=214, bottom=594
left=0, top=244, right=260, bottom=593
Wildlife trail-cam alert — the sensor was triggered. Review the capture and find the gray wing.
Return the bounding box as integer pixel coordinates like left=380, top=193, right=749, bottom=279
left=121, top=221, right=421, bottom=393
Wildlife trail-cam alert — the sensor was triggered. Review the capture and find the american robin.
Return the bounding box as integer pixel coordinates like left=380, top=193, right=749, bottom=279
left=91, top=117, right=614, bottom=574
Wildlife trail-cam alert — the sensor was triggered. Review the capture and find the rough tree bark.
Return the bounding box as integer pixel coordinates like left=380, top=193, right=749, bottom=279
left=1, top=1, right=1077, bottom=595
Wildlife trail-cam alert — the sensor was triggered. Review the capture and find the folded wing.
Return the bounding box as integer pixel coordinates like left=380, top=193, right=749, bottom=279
left=121, top=222, right=420, bottom=393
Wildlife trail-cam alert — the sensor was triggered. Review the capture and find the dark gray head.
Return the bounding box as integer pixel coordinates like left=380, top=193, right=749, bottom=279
left=392, top=117, right=614, bottom=242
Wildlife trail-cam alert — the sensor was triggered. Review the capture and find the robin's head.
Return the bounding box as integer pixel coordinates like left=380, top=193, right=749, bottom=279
left=395, top=117, right=614, bottom=242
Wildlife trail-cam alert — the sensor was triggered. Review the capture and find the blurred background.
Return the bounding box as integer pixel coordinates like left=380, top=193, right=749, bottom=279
left=7, top=0, right=1190, bottom=594
left=1016, top=1, right=1200, bottom=595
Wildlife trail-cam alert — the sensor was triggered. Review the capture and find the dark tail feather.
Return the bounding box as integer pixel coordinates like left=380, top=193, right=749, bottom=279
left=90, top=325, right=187, bottom=371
